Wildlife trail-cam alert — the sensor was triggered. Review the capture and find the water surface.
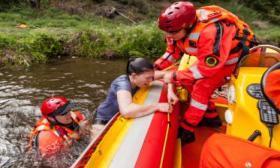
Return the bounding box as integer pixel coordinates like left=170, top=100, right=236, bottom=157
left=0, top=57, right=126, bottom=167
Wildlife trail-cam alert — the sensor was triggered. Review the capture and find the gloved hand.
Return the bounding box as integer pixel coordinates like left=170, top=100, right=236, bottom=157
left=154, top=58, right=173, bottom=70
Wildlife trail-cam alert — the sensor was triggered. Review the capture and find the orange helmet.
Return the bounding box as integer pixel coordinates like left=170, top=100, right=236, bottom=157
left=158, top=1, right=196, bottom=33
left=40, top=96, right=74, bottom=116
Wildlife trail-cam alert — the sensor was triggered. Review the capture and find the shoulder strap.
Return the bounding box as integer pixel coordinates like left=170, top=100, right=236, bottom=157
left=213, top=22, right=223, bottom=56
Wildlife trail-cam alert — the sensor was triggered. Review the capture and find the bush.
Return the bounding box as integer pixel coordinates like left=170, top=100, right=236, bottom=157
left=113, top=0, right=150, bottom=14
left=0, top=36, right=14, bottom=49
left=0, top=0, right=26, bottom=10
left=1, top=1, right=278, bottom=67
left=31, top=34, right=64, bottom=58
left=117, top=25, right=165, bottom=58
left=78, top=31, right=107, bottom=58
left=239, top=0, right=280, bottom=24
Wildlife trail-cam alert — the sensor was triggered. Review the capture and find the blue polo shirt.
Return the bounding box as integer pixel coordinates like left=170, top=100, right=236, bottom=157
left=95, top=75, right=137, bottom=122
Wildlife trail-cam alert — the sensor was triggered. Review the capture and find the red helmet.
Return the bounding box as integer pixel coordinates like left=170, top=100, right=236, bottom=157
left=158, top=1, right=196, bottom=32
left=40, top=96, right=69, bottom=116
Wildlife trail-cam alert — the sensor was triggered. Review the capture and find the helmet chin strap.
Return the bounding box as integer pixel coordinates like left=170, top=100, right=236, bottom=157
left=48, top=116, right=75, bottom=129
left=184, top=21, right=196, bottom=38
left=185, top=17, right=197, bottom=31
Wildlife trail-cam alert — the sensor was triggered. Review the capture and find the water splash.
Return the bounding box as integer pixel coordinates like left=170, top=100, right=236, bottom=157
left=0, top=57, right=126, bottom=167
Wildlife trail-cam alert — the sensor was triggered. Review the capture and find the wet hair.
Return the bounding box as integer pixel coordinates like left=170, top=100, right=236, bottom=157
left=126, top=57, right=154, bottom=75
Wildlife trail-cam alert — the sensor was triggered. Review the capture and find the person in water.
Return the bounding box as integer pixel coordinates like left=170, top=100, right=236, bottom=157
left=30, top=96, right=92, bottom=157
left=94, top=57, right=171, bottom=125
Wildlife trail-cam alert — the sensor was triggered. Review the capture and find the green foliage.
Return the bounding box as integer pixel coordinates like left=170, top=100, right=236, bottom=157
left=0, top=0, right=29, bottom=11
left=255, top=26, right=280, bottom=45
left=0, top=36, right=14, bottom=48
left=113, top=0, right=150, bottom=14
left=67, top=24, right=166, bottom=59
left=0, top=1, right=279, bottom=67
left=77, top=31, right=107, bottom=57
left=117, top=25, right=165, bottom=58
left=239, top=0, right=280, bottom=24
left=0, top=0, right=19, bottom=8
left=31, top=34, right=63, bottom=58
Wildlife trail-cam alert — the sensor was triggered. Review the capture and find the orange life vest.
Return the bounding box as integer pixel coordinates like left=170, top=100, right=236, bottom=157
left=183, top=5, right=256, bottom=57
left=265, top=69, right=280, bottom=110
left=29, top=111, right=85, bottom=152
left=200, top=133, right=280, bottom=168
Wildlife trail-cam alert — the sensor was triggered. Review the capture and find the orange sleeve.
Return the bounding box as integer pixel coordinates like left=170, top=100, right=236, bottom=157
left=165, top=37, right=182, bottom=58
left=38, top=131, right=65, bottom=157
left=154, top=37, right=183, bottom=70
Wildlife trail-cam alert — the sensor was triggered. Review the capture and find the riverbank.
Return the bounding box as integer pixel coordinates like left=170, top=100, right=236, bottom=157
left=0, top=0, right=279, bottom=66
left=0, top=7, right=165, bottom=66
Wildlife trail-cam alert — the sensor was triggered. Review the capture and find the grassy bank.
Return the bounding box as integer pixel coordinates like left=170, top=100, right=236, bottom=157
left=0, top=1, right=279, bottom=66
left=0, top=7, right=166, bottom=66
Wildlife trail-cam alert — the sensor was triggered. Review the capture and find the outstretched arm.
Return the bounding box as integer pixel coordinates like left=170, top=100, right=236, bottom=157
left=167, top=83, right=179, bottom=105
left=154, top=37, right=183, bottom=70
left=117, top=90, right=171, bottom=118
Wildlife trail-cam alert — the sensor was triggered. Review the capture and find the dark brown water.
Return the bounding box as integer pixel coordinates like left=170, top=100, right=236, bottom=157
left=0, top=57, right=126, bottom=167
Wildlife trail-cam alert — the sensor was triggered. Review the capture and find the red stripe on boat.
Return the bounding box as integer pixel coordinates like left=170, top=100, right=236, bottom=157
left=135, top=84, right=180, bottom=168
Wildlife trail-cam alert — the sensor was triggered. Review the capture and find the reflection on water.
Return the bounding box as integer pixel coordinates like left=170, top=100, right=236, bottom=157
left=0, top=57, right=126, bottom=167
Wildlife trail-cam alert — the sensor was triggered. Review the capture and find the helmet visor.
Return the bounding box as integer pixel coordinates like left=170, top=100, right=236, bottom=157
left=51, top=102, right=76, bottom=116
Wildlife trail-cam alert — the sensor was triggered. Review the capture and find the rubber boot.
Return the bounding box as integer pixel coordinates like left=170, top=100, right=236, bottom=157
left=199, top=116, right=222, bottom=128
left=178, top=127, right=195, bottom=145
left=199, top=101, right=222, bottom=128
left=179, top=121, right=196, bottom=145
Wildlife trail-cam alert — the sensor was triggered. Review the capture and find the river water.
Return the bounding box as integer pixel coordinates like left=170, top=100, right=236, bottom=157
left=0, top=57, right=126, bottom=167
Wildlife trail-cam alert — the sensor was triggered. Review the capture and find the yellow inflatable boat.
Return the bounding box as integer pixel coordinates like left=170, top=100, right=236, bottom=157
left=72, top=45, right=280, bottom=168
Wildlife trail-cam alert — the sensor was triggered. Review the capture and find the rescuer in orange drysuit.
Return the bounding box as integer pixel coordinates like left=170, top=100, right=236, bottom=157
left=30, top=96, right=91, bottom=157
left=155, top=1, right=257, bottom=143
left=265, top=69, right=280, bottom=110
